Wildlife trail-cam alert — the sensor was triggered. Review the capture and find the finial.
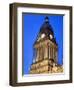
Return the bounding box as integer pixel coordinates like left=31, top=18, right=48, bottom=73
left=45, top=16, right=49, bottom=23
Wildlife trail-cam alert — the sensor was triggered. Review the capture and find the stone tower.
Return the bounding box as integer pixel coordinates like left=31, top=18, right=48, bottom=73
left=30, top=17, right=59, bottom=74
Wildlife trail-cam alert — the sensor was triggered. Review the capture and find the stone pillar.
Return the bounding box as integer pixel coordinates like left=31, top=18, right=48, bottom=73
left=44, top=46, right=48, bottom=59
left=50, top=47, right=51, bottom=59
left=36, top=48, right=39, bottom=61
left=54, top=48, right=55, bottom=61
left=39, top=47, right=42, bottom=60
left=41, top=46, right=44, bottom=60
left=48, top=47, right=50, bottom=59
left=55, top=51, right=58, bottom=63
left=51, top=47, right=53, bottom=59
left=53, top=48, right=54, bottom=60
left=50, top=47, right=53, bottom=59
left=54, top=48, right=58, bottom=63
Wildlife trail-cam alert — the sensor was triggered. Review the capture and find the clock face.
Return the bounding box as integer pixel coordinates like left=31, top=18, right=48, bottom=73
left=50, top=34, right=53, bottom=39
left=41, top=33, right=45, bottom=38
left=37, top=33, right=45, bottom=41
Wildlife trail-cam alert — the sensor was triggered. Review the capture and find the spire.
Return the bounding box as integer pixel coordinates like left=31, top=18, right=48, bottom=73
left=34, top=16, right=57, bottom=46
left=45, top=16, right=49, bottom=23
left=39, top=16, right=53, bottom=35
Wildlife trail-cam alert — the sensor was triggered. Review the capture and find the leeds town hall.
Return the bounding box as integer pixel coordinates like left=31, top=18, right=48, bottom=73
left=30, top=17, right=63, bottom=74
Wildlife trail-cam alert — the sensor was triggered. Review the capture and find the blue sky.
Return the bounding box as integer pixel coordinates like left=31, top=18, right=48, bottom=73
left=22, top=13, right=63, bottom=74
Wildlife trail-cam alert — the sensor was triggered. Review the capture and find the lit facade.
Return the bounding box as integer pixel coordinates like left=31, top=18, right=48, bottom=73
left=30, top=17, right=63, bottom=74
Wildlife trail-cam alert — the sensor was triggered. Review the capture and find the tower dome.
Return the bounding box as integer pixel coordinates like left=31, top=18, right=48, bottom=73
left=39, top=16, right=54, bottom=37
left=34, top=16, right=57, bottom=45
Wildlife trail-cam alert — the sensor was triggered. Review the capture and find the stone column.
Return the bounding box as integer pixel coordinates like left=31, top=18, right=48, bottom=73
left=48, top=47, right=50, bottom=59
left=53, top=48, right=54, bottom=60
left=55, top=51, right=58, bottom=63
left=41, top=46, right=44, bottom=60
left=50, top=47, right=53, bottom=59
left=39, top=47, right=42, bottom=60
left=49, top=47, right=51, bottom=59
left=44, top=46, right=48, bottom=59
left=36, top=48, right=39, bottom=61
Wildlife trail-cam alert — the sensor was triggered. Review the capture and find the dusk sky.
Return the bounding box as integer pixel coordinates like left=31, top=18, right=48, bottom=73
left=23, top=13, right=63, bottom=74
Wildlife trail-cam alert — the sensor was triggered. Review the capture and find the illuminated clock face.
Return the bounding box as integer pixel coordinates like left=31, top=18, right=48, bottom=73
left=41, top=33, right=45, bottom=38
left=37, top=33, right=45, bottom=41
left=50, top=34, right=53, bottom=39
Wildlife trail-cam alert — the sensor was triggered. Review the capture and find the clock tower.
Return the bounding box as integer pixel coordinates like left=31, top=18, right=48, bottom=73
left=30, top=17, right=61, bottom=74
